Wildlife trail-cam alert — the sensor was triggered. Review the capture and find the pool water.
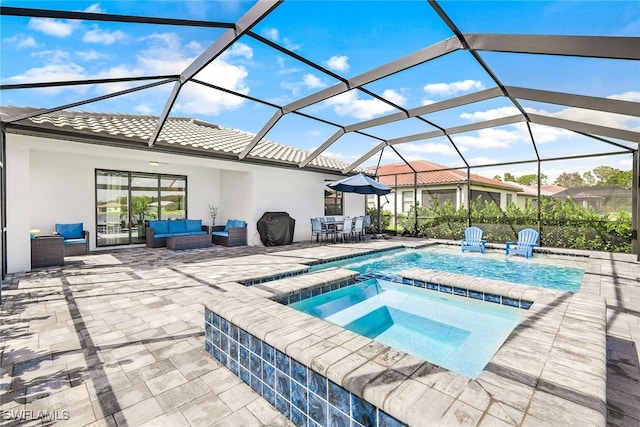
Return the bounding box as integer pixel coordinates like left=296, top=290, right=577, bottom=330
left=311, top=246, right=585, bottom=292
left=289, top=279, right=523, bottom=378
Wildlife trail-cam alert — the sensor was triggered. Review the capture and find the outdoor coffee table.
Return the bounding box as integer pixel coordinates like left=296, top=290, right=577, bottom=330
left=166, top=234, right=211, bottom=250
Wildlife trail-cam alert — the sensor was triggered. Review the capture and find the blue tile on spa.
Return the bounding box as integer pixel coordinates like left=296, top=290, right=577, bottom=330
left=229, top=340, right=238, bottom=360
left=229, top=359, right=239, bottom=376
left=240, top=346, right=250, bottom=368
left=220, top=334, right=229, bottom=354
left=308, top=392, right=327, bottom=425
left=276, top=350, right=290, bottom=374
left=291, top=405, right=308, bottom=427
left=212, top=313, right=220, bottom=329
left=250, top=374, right=262, bottom=395
left=250, top=352, right=261, bottom=377
left=276, top=370, right=291, bottom=400
left=275, top=394, right=290, bottom=418
left=308, top=369, right=327, bottom=399
left=262, top=361, right=276, bottom=389
left=250, top=334, right=262, bottom=355
left=291, top=379, right=308, bottom=412
left=205, top=323, right=212, bottom=341
left=291, top=358, right=307, bottom=386
left=328, top=405, right=350, bottom=427
left=211, top=328, right=220, bottom=347
left=262, top=343, right=275, bottom=365
left=379, top=409, right=407, bottom=427
left=240, top=329, right=250, bottom=348
left=220, top=318, right=229, bottom=335
left=229, top=324, right=239, bottom=341
left=239, top=367, right=250, bottom=385
left=351, top=393, right=376, bottom=427
left=263, top=385, right=275, bottom=406
left=328, top=380, right=350, bottom=415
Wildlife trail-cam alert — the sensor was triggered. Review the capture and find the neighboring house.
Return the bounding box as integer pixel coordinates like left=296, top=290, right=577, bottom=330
left=1, top=106, right=366, bottom=273
left=367, top=160, right=524, bottom=216
left=553, top=185, right=632, bottom=214
left=503, top=182, right=564, bottom=208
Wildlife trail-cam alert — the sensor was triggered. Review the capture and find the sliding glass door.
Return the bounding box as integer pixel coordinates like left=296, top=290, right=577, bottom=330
left=96, top=170, right=186, bottom=247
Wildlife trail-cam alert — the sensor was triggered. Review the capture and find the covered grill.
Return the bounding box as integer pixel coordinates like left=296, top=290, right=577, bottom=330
left=257, top=212, right=296, bottom=246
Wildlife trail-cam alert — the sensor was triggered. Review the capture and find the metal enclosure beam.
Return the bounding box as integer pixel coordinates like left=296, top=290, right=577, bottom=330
left=149, top=0, right=283, bottom=146
left=507, top=86, right=640, bottom=117
left=529, top=114, right=640, bottom=142
left=466, top=34, right=640, bottom=60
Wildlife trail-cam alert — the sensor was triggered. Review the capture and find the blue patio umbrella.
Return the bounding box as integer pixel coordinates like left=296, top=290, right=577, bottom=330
left=326, top=173, right=391, bottom=196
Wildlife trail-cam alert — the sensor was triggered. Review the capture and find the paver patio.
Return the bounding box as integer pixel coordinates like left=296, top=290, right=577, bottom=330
left=0, top=239, right=638, bottom=426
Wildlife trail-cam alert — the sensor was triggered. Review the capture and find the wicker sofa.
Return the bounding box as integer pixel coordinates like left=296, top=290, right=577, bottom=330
left=55, top=223, right=90, bottom=256
left=212, top=220, right=247, bottom=247
left=146, top=219, right=209, bottom=248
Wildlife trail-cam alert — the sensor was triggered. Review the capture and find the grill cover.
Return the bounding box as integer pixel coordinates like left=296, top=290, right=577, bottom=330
left=257, top=212, right=296, bottom=246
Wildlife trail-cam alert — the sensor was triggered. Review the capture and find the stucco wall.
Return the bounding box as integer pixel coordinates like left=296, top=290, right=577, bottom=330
left=6, top=133, right=361, bottom=273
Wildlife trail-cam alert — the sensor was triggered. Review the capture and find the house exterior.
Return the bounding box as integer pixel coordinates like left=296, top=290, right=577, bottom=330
left=1, top=107, right=366, bottom=274
left=553, top=185, right=632, bottom=214
left=368, top=160, right=524, bottom=217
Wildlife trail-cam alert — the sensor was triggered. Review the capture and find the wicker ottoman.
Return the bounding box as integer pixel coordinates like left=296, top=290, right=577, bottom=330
left=31, top=236, right=64, bottom=268
left=166, top=234, right=211, bottom=250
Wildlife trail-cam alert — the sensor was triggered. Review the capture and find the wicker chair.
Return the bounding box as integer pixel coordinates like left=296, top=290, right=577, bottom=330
left=55, top=223, right=90, bottom=256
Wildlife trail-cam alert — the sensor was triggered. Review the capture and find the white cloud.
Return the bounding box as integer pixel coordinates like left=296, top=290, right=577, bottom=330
left=303, top=74, right=324, bottom=89
left=423, top=80, right=484, bottom=97
left=6, top=63, right=87, bottom=94
left=134, top=104, right=154, bottom=115
left=323, top=89, right=406, bottom=120
left=28, top=18, right=76, bottom=37
left=263, top=28, right=279, bottom=41
left=84, top=3, right=106, bottom=13
left=400, top=142, right=460, bottom=156
left=460, top=107, right=521, bottom=121
left=82, top=28, right=127, bottom=45
left=75, top=49, right=107, bottom=61
left=185, top=40, right=203, bottom=52
left=4, top=34, right=38, bottom=49
left=325, top=55, right=350, bottom=72
left=469, top=156, right=499, bottom=165
left=608, top=91, right=640, bottom=102
left=454, top=127, right=523, bottom=149
left=223, top=42, right=253, bottom=60
left=260, top=27, right=300, bottom=51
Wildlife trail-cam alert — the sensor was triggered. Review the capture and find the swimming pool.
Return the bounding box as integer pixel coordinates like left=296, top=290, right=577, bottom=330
left=310, top=245, right=585, bottom=292
left=289, top=278, right=523, bottom=378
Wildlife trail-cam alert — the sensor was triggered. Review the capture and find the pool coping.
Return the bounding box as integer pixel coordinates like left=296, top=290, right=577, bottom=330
left=202, top=247, right=607, bottom=426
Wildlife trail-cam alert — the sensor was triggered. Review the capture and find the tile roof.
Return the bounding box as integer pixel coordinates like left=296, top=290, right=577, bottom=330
left=371, top=160, right=521, bottom=191
left=1, top=106, right=351, bottom=172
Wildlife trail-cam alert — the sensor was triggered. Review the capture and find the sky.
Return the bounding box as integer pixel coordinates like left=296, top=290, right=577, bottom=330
left=1, top=0, right=639, bottom=182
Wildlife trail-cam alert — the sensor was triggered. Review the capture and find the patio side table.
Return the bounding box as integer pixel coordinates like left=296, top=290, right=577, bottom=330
left=31, top=236, right=64, bottom=268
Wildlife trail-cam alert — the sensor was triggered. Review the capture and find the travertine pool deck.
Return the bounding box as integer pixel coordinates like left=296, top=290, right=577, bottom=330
left=0, top=239, right=638, bottom=426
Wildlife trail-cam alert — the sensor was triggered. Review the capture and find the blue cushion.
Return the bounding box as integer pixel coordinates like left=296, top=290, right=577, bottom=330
left=236, top=220, right=246, bottom=228
left=55, top=223, right=84, bottom=239
left=153, top=233, right=171, bottom=238
left=212, top=231, right=229, bottom=237
left=224, top=220, right=234, bottom=232
left=185, top=219, right=202, bottom=232
left=168, top=220, right=187, bottom=234
left=170, top=231, right=208, bottom=237
left=149, top=220, right=169, bottom=234
left=64, top=238, right=86, bottom=245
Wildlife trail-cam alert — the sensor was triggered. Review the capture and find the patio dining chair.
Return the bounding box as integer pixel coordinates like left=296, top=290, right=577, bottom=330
left=353, top=216, right=365, bottom=241
left=336, top=217, right=354, bottom=243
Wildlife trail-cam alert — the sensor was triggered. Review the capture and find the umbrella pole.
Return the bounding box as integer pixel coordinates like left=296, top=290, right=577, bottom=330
left=377, top=194, right=381, bottom=233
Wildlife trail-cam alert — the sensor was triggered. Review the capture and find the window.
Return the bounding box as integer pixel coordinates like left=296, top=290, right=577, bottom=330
left=471, top=189, right=500, bottom=206
left=506, top=194, right=513, bottom=205
left=324, top=187, right=343, bottom=216
left=421, top=189, right=456, bottom=210
left=96, top=170, right=187, bottom=246
left=402, top=191, right=414, bottom=213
